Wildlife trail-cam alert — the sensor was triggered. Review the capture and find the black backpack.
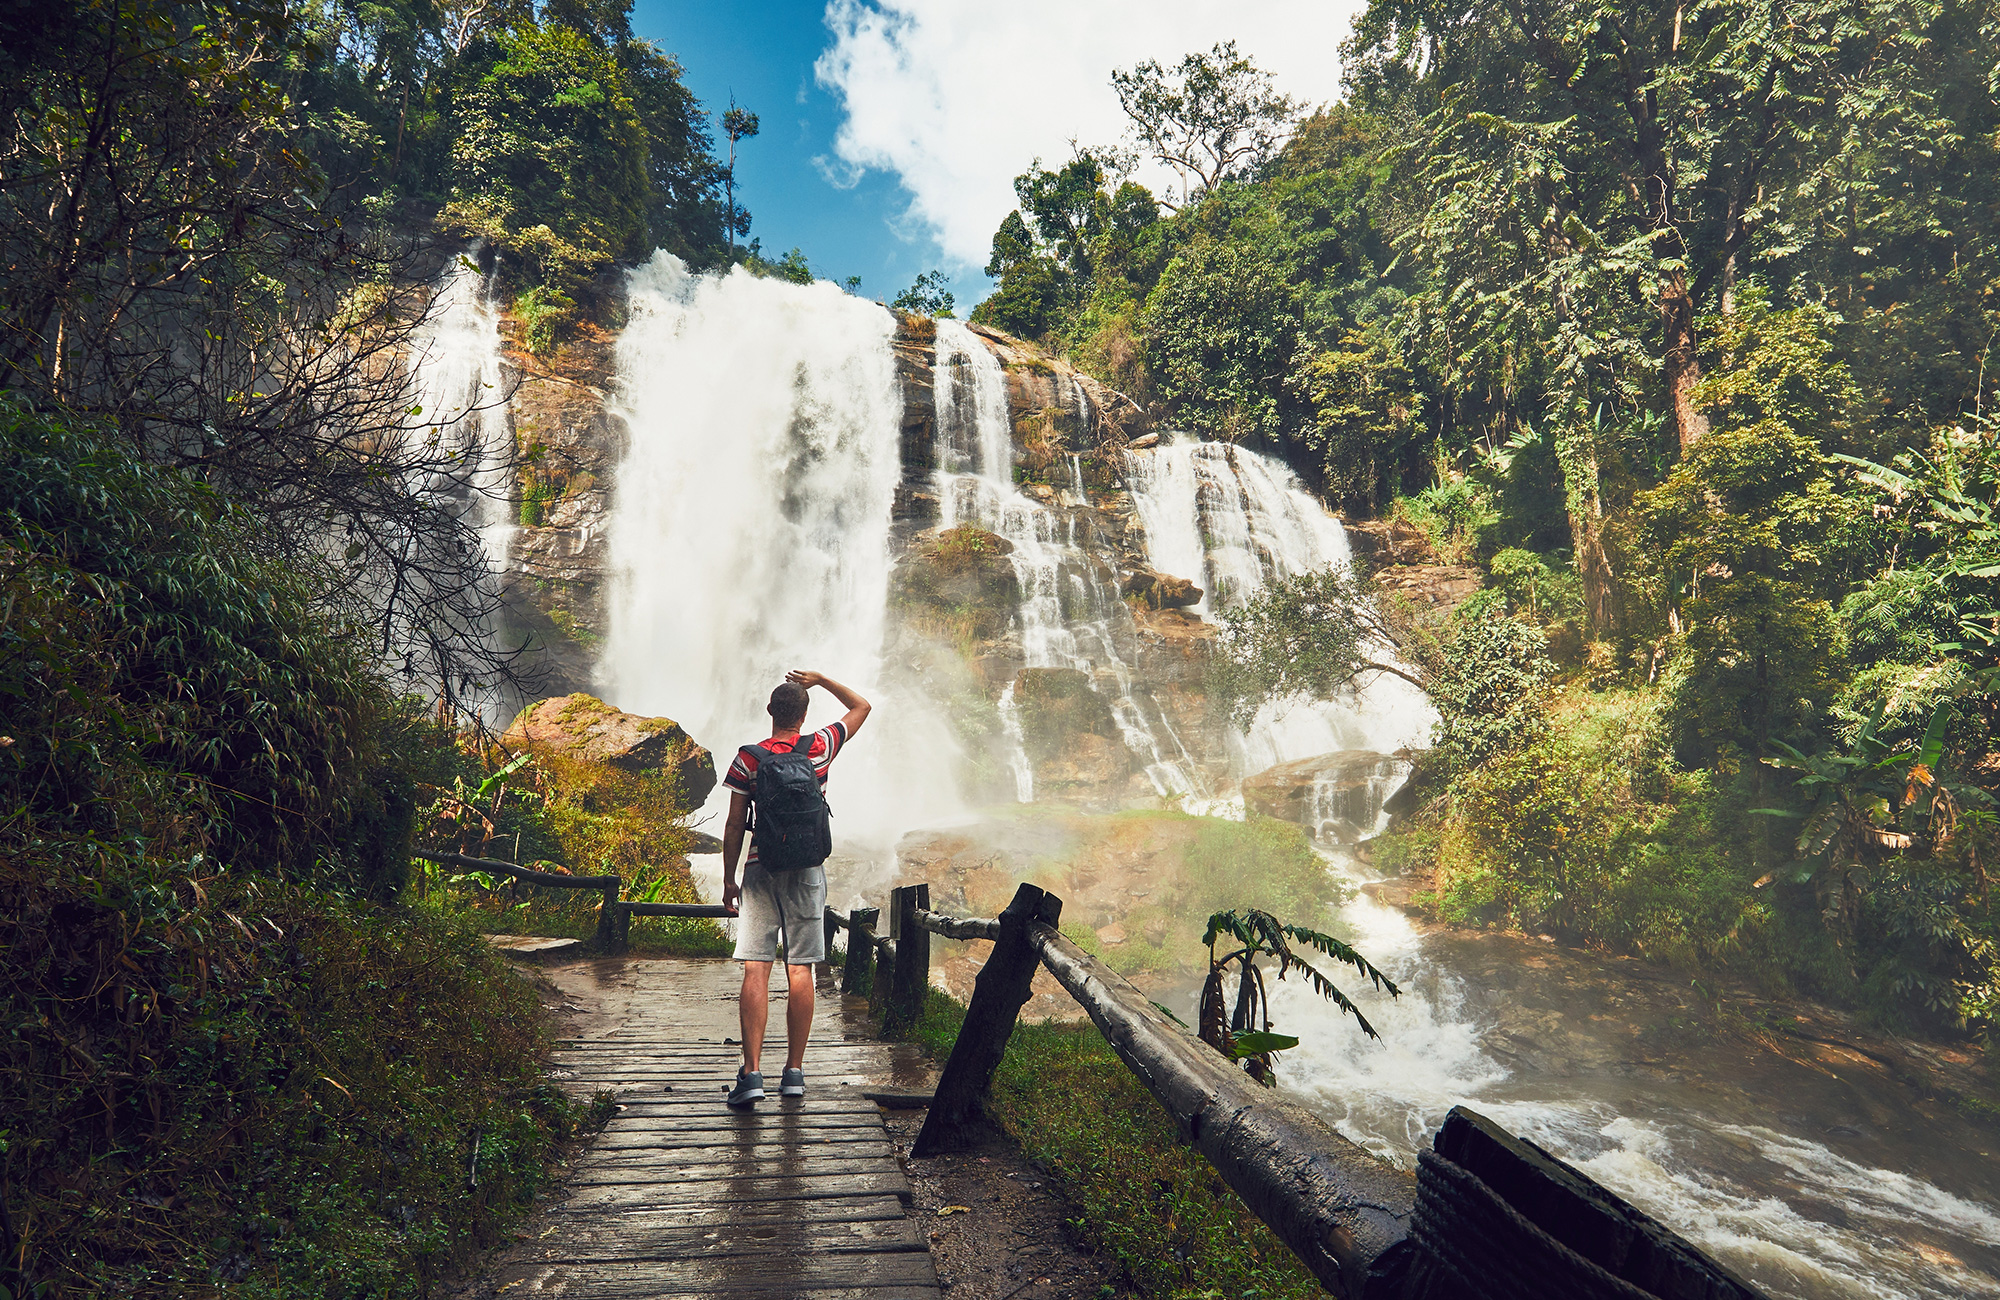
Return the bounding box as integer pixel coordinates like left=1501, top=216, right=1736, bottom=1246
left=742, top=734, right=832, bottom=872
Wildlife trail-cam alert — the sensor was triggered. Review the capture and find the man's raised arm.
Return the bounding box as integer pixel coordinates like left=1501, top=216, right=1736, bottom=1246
left=786, top=669, right=871, bottom=738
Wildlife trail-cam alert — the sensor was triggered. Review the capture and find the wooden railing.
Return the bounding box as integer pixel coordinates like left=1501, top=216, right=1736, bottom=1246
left=824, top=879, right=1765, bottom=1300
left=412, top=850, right=731, bottom=951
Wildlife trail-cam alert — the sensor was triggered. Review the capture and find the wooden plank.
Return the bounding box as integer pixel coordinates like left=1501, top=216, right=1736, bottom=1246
left=584, top=1120, right=888, bottom=1144
left=599, top=1114, right=886, bottom=1136
left=561, top=1171, right=913, bottom=1210
left=526, top=1213, right=924, bottom=1264
left=489, top=1253, right=941, bottom=1297
left=540, top=1195, right=908, bottom=1229
left=569, top=1154, right=894, bottom=1187
left=580, top=1139, right=894, bottom=1168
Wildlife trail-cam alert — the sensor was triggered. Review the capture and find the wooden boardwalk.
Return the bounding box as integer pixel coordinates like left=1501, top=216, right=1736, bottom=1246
left=486, top=957, right=941, bottom=1299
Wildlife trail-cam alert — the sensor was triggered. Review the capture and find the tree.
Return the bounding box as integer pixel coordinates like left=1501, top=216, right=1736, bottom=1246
left=442, top=23, right=650, bottom=287
left=1111, top=41, right=1300, bottom=210
left=1353, top=0, right=2000, bottom=461
left=720, top=98, right=759, bottom=254
left=1141, top=239, right=1302, bottom=443
left=1208, top=564, right=1424, bottom=727
left=892, top=270, right=955, bottom=318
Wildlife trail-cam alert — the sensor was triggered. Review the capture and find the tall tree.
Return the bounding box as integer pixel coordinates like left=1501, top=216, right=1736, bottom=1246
left=720, top=98, right=759, bottom=255
left=1111, top=41, right=1300, bottom=210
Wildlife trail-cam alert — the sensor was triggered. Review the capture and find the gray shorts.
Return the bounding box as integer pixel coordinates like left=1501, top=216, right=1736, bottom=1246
left=732, top=862, right=828, bottom=964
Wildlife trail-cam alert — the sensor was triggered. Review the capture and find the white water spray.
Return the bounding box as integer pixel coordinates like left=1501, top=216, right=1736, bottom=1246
left=600, top=255, right=961, bottom=905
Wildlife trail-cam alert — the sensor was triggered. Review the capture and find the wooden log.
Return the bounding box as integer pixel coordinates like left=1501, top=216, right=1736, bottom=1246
left=1029, top=923, right=1414, bottom=1299
left=413, top=849, right=619, bottom=893
left=617, top=902, right=736, bottom=918
left=912, top=907, right=999, bottom=941
left=884, top=885, right=930, bottom=1036
left=843, top=907, right=878, bottom=996
left=910, top=883, right=1059, bottom=1157
left=824, top=907, right=841, bottom=969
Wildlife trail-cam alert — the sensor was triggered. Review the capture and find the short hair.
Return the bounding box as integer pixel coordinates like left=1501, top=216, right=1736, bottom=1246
left=768, top=681, right=809, bottom=728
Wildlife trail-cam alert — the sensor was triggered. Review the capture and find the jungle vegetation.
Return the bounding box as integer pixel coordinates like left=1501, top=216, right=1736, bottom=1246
left=973, top=13, right=2000, bottom=1043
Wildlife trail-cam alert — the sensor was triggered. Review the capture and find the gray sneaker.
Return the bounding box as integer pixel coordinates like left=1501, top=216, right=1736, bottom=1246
left=779, top=1066, right=805, bottom=1097
left=726, top=1069, right=765, bottom=1108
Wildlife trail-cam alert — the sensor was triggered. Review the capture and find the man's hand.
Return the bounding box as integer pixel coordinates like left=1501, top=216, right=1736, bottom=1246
left=789, top=669, right=872, bottom=738
left=722, top=875, right=741, bottom=916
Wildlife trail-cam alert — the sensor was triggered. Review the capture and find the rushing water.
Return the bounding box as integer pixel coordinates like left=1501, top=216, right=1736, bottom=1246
left=599, top=254, right=961, bottom=902
left=1255, top=848, right=2000, bottom=1300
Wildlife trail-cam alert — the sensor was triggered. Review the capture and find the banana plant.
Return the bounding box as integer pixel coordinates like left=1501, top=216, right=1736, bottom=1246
left=1754, top=703, right=1987, bottom=939
left=1198, top=909, right=1400, bottom=1086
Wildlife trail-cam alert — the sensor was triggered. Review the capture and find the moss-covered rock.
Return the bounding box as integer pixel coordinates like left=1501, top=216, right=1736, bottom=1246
left=891, top=525, right=1021, bottom=645
left=502, top=693, right=715, bottom=808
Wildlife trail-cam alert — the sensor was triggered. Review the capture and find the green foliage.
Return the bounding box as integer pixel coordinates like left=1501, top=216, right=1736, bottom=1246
left=1423, top=614, right=1558, bottom=772
left=1199, top=908, right=1397, bottom=1083
left=891, top=269, right=955, bottom=318
left=0, top=404, right=587, bottom=1294
left=0, top=400, right=406, bottom=899
left=1295, top=328, right=1424, bottom=512
left=1141, top=237, right=1301, bottom=443
left=1209, top=566, right=1416, bottom=728
left=442, top=24, right=649, bottom=290
left=741, top=242, right=814, bottom=285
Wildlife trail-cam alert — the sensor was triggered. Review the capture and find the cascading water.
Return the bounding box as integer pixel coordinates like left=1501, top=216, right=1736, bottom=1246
left=931, top=321, right=1202, bottom=799
left=599, top=254, right=961, bottom=904
left=1123, top=436, right=1434, bottom=770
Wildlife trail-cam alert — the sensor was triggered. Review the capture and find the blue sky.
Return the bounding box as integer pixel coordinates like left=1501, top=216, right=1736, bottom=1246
left=628, top=1, right=1366, bottom=311
left=631, top=0, right=961, bottom=306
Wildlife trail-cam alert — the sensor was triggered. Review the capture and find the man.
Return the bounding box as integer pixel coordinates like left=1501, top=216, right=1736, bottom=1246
left=721, top=668, right=871, bottom=1108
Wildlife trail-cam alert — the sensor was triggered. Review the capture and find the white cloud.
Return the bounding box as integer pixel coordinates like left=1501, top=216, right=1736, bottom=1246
left=814, top=0, right=1366, bottom=270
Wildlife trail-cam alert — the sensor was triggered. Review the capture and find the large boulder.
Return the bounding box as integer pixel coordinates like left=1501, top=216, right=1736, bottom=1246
left=1122, top=565, right=1202, bottom=609
left=503, top=694, right=716, bottom=809
left=1242, top=750, right=1415, bottom=844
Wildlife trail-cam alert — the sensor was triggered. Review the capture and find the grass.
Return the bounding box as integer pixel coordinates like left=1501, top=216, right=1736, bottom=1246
left=899, top=988, right=1323, bottom=1300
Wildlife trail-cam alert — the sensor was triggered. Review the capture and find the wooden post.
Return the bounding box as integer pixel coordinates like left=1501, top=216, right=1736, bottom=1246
left=885, top=884, right=930, bottom=1036
left=843, top=906, right=878, bottom=996
left=912, top=883, right=1060, bottom=1156
left=594, top=882, right=626, bottom=953
left=871, top=938, right=897, bottom=1017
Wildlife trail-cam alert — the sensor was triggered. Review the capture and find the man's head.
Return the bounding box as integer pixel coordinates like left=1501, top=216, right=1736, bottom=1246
left=768, top=680, right=810, bottom=731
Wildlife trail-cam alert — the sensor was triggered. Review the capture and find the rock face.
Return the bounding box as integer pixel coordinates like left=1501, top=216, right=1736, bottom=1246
left=1014, top=667, right=1132, bottom=799
left=492, top=275, right=628, bottom=698
left=1243, top=750, right=1415, bottom=843
left=503, top=694, right=716, bottom=809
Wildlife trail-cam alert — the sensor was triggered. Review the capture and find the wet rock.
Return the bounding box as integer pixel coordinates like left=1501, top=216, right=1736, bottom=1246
left=503, top=693, right=716, bottom=808
left=1095, top=923, right=1127, bottom=946
left=1122, top=566, right=1203, bottom=609
left=1242, top=750, right=1415, bottom=843
left=891, top=526, right=1020, bottom=642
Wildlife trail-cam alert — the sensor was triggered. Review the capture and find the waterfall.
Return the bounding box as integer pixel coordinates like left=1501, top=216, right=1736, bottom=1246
left=600, top=254, right=961, bottom=901
left=1123, top=437, right=1434, bottom=772
left=931, top=321, right=1200, bottom=799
